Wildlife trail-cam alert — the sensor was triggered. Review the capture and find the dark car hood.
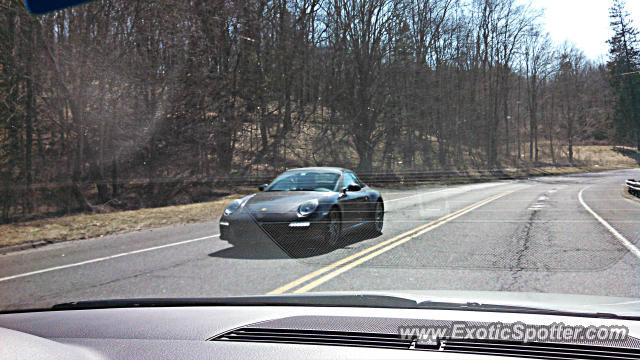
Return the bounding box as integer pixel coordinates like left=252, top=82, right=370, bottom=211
left=244, top=191, right=336, bottom=220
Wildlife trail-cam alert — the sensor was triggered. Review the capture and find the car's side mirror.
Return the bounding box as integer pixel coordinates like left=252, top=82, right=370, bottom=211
left=258, top=184, right=268, bottom=191
left=346, top=184, right=362, bottom=192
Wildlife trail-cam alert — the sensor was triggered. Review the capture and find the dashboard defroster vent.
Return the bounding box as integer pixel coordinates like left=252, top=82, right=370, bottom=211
left=216, top=327, right=412, bottom=350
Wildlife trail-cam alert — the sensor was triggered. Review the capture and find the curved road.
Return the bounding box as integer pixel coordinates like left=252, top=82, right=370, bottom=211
left=1, top=169, right=639, bottom=311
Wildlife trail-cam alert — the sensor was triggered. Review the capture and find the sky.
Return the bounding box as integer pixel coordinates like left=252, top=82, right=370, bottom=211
left=524, top=0, right=640, bottom=62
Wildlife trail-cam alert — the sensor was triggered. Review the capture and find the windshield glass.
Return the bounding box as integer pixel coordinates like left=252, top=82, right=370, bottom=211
left=266, top=171, right=340, bottom=192
left=1, top=0, right=640, bottom=313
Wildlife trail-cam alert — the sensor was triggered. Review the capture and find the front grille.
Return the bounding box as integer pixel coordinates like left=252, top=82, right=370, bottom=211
left=260, top=222, right=323, bottom=242
left=260, top=223, right=295, bottom=241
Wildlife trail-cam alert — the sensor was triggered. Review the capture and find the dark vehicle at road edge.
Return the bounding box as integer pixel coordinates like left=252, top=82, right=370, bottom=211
left=220, top=167, right=384, bottom=246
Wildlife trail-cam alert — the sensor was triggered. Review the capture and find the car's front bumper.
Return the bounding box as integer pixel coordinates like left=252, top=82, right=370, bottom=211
left=220, top=211, right=329, bottom=242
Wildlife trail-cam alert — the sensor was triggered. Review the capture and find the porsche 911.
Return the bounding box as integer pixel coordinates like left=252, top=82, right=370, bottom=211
left=219, top=167, right=384, bottom=245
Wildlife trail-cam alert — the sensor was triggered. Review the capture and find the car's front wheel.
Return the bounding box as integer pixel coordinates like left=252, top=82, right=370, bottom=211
left=368, top=201, right=384, bottom=235
left=325, top=209, right=341, bottom=246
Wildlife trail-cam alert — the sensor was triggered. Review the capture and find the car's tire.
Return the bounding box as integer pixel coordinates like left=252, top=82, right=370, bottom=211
left=367, top=200, right=384, bottom=235
left=325, top=208, right=342, bottom=246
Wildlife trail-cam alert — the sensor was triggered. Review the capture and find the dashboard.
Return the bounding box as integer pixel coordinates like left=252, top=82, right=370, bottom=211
left=1, top=303, right=639, bottom=360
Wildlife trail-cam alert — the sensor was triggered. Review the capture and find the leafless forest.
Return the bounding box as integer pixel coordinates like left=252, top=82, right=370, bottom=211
left=1, top=0, right=639, bottom=222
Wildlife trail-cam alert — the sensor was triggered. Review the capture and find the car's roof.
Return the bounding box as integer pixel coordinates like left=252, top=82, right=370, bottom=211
left=284, top=167, right=351, bottom=174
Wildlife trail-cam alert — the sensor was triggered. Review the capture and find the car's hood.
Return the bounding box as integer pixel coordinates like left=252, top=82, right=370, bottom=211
left=244, top=191, right=336, bottom=216
left=302, top=290, right=640, bottom=318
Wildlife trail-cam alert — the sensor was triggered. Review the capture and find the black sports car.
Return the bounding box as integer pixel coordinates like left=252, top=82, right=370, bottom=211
left=219, top=167, right=384, bottom=245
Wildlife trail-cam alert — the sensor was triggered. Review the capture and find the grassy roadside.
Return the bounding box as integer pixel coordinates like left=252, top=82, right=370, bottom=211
left=0, top=193, right=249, bottom=249
left=1, top=145, right=638, bottom=251
left=371, top=165, right=634, bottom=188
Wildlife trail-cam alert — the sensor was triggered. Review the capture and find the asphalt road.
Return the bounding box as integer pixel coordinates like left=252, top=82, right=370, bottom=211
left=1, top=169, right=639, bottom=311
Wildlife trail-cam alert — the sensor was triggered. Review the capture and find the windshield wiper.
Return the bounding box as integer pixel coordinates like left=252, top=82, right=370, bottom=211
left=416, top=300, right=632, bottom=320
left=418, top=300, right=546, bottom=312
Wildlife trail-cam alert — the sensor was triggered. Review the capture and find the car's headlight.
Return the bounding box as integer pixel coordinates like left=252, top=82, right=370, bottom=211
left=298, top=199, right=319, bottom=217
left=223, top=195, right=254, bottom=216
left=224, top=199, right=242, bottom=216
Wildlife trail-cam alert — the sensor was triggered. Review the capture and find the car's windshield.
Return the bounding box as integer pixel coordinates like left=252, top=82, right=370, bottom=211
left=266, top=171, right=340, bottom=192
left=1, top=0, right=640, bottom=314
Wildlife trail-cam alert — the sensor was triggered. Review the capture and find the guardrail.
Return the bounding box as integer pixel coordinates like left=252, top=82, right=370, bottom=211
left=627, top=179, right=640, bottom=197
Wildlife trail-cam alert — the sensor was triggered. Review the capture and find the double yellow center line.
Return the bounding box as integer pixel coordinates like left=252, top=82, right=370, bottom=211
left=267, top=188, right=518, bottom=294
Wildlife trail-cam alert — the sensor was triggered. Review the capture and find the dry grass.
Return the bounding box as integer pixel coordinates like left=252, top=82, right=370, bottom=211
left=571, top=145, right=639, bottom=167
left=528, top=144, right=639, bottom=167
left=0, top=193, right=250, bottom=248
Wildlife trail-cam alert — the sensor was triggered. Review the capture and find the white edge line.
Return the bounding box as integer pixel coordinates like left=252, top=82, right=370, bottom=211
left=0, top=234, right=219, bottom=282
left=578, top=187, right=640, bottom=259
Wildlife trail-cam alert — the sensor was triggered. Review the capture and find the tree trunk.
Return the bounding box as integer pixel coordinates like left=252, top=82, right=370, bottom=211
left=24, top=17, right=35, bottom=214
